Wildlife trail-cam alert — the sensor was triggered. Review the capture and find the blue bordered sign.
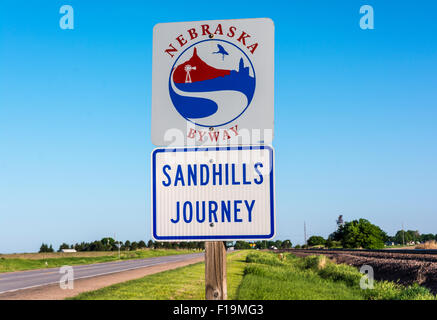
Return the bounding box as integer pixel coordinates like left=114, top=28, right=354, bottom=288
left=151, top=145, right=275, bottom=241
left=152, top=18, right=274, bottom=146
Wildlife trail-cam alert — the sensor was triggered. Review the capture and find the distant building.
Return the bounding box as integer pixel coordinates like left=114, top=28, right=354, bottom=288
left=336, top=215, right=344, bottom=228
left=61, top=249, right=77, bottom=253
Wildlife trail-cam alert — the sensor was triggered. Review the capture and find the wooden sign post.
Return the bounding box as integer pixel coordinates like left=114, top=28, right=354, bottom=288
left=205, top=241, right=227, bottom=300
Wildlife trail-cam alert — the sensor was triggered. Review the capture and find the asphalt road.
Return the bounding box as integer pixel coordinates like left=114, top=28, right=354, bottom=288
left=0, top=253, right=204, bottom=294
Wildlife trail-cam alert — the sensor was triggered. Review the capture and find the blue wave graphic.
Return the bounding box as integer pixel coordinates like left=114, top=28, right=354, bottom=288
left=169, top=73, right=255, bottom=120
left=168, top=81, right=218, bottom=119
left=175, top=71, right=255, bottom=103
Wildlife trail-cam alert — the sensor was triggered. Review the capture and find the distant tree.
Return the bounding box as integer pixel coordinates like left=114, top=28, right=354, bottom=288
left=58, top=243, right=70, bottom=252
left=39, top=243, right=54, bottom=253
left=266, top=241, right=276, bottom=249
left=255, top=241, right=268, bottom=249
left=386, top=235, right=395, bottom=243
left=234, top=241, right=251, bottom=250
left=281, top=240, right=292, bottom=249
left=333, top=219, right=387, bottom=249
left=100, top=237, right=116, bottom=251
left=89, top=241, right=104, bottom=251
left=393, top=230, right=420, bottom=244
left=138, top=240, right=146, bottom=249
left=130, top=241, right=139, bottom=251
left=147, top=240, right=154, bottom=248
left=326, top=239, right=342, bottom=248
left=74, top=242, right=89, bottom=251
left=124, top=240, right=131, bottom=250
left=274, top=240, right=283, bottom=249
left=420, top=234, right=435, bottom=243
left=307, top=236, right=326, bottom=247
left=398, top=230, right=412, bottom=244
left=294, top=244, right=301, bottom=249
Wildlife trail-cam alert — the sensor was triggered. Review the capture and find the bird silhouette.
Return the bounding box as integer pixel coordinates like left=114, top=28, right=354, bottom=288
left=212, top=44, right=229, bottom=61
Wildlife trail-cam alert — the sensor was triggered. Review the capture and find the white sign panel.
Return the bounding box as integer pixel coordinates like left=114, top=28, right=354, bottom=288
left=151, top=146, right=275, bottom=241
left=151, top=18, right=274, bottom=146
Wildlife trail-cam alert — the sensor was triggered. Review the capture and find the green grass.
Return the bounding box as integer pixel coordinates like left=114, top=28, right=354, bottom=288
left=384, top=244, right=416, bottom=249
left=0, top=249, right=197, bottom=273
left=236, top=252, right=437, bottom=300
left=237, top=253, right=364, bottom=300
left=71, top=251, right=249, bottom=300
left=71, top=250, right=437, bottom=300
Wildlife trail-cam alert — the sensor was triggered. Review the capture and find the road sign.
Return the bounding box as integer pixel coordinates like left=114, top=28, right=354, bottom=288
left=151, top=18, right=274, bottom=146
left=151, top=145, right=275, bottom=240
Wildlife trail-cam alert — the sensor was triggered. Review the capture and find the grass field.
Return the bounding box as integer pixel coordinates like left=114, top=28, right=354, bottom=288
left=0, top=249, right=198, bottom=273
left=238, top=252, right=363, bottom=299
left=71, top=250, right=248, bottom=300
left=238, top=251, right=437, bottom=300
left=0, top=251, right=118, bottom=260
left=72, top=250, right=437, bottom=300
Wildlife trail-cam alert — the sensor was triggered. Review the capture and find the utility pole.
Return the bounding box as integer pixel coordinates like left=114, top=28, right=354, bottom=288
left=115, top=233, right=120, bottom=259
left=304, top=221, right=307, bottom=246
left=402, top=223, right=405, bottom=246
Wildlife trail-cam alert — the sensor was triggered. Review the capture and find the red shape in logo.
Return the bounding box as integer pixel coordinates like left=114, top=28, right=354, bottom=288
left=173, top=48, right=230, bottom=84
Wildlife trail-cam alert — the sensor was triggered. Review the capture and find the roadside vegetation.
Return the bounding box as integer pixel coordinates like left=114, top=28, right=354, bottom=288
left=71, top=250, right=248, bottom=300
left=71, top=250, right=436, bottom=300
left=0, top=249, right=197, bottom=273
left=237, top=251, right=437, bottom=300
left=416, top=240, right=437, bottom=250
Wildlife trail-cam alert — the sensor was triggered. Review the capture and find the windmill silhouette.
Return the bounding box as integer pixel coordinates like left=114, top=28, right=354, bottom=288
left=184, top=64, right=196, bottom=83
left=212, top=44, right=229, bottom=61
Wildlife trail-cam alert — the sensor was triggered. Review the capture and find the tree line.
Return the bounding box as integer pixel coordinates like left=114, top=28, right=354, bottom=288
left=234, top=240, right=292, bottom=250
left=39, top=238, right=293, bottom=253
left=39, top=238, right=202, bottom=252
left=38, top=219, right=435, bottom=253
left=305, top=218, right=437, bottom=250
left=389, top=230, right=436, bottom=244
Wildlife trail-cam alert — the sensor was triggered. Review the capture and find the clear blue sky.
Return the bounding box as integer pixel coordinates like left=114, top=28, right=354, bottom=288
left=1, top=1, right=436, bottom=253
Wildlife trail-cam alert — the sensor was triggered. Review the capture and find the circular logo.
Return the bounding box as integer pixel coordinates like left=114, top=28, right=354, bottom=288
left=168, top=39, right=256, bottom=127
